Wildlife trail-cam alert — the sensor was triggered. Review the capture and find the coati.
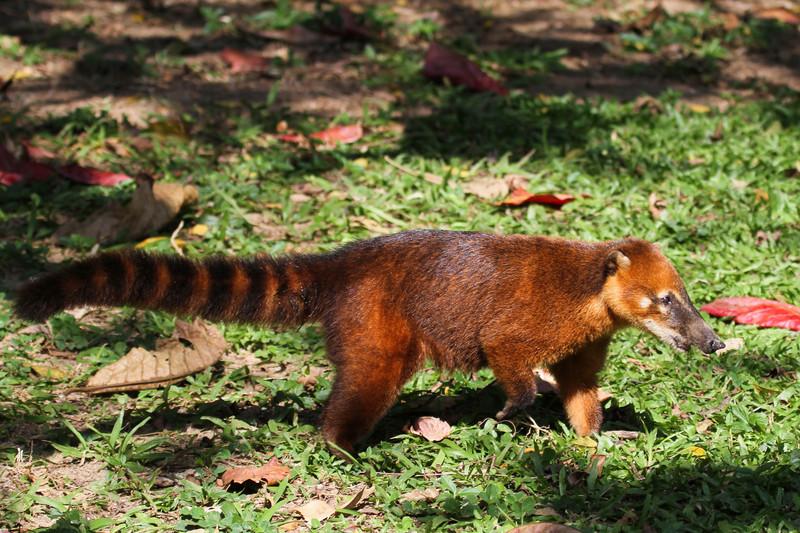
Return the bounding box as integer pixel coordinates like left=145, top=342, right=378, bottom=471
left=14, top=230, right=724, bottom=457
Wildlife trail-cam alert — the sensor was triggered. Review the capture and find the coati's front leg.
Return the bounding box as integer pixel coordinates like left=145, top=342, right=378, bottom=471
left=548, top=337, right=610, bottom=436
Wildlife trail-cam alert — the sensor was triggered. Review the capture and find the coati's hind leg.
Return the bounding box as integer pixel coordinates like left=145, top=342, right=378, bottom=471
left=548, top=338, right=610, bottom=436
left=484, top=344, right=540, bottom=420
left=320, top=323, right=422, bottom=458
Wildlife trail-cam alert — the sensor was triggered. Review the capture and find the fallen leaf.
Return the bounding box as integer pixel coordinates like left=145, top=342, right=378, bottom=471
left=217, top=457, right=290, bottom=488
left=0, top=144, right=56, bottom=186
left=534, top=368, right=559, bottom=394
left=648, top=192, right=666, bottom=219
left=695, top=419, right=713, bottom=434
left=573, top=436, right=597, bottom=448
left=716, top=337, right=744, bottom=355
left=340, top=486, right=375, bottom=510
left=220, top=47, right=272, bottom=73
left=494, top=188, right=586, bottom=207
left=589, top=453, right=607, bottom=476
left=685, top=446, right=706, bottom=457
left=56, top=164, right=131, bottom=186
left=147, top=119, right=191, bottom=141
left=605, top=430, right=641, bottom=440
left=701, top=297, right=800, bottom=331
left=752, top=8, right=800, bottom=24
left=69, top=319, right=225, bottom=394
left=508, top=523, right=583, bottom=533
left=27, top=363, right=70, bottom=380
left=399, top=488, right=440, bottom=503
left=295, top=500, right=336, bottom=524
left=309, top=124, right=363, bottom=144
left=20, top=139, right=57, bottom=160
left=406, top=416, right=451, bottom=442
left=53, top=175, right=198, bottom=244
left=687, top=104, right=711, bottom=114
left=422, top=42, right=508, bottom=96
left=464, top=177, right=509, bottom=200
left=280, top=124, right=363, bottom=146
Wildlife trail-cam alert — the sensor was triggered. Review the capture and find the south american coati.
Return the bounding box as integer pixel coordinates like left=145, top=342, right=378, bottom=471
left=14, top=230, right=725, bottom=457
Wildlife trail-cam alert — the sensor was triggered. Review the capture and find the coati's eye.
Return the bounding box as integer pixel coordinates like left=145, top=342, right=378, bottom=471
left=660, top=295, right=672, bottom=306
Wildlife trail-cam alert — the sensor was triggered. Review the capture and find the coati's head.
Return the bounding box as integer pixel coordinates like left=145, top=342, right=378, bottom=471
left=602, top=239, right=724, bottom=354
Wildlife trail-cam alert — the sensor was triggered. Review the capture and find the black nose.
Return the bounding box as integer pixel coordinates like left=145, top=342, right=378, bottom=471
left=706, top=339, right=725, bottom=353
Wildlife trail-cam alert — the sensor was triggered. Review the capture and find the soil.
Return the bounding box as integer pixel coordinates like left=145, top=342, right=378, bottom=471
left=2, top=0, right=800, bottom=127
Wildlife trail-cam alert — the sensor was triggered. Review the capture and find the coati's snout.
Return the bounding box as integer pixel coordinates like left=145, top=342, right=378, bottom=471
left=603, top=244, right=725, bottom=355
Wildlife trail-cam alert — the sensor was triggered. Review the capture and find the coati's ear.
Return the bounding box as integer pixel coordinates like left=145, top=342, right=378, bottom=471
left=605, top=250, right=631, bottom=276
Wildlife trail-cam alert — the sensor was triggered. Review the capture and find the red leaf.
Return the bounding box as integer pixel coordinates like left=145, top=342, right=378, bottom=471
left=220, top=47, right=272, bottom=73
left=0, top=145, right=56, bottom=186
left=422, top=42, right=508, bottom=96
left=56, top=164, right=131, bottom=186
left=217, top=457, right=290, bottom=488
left=280, top=124, right=363, bottom=145
left=309, top=124, right=363, bottom=143
left=701, top=297, right=800, bottom=331
left=493, top=188, right=586, bottom=207
left=21, top=139, right=57, bottom=160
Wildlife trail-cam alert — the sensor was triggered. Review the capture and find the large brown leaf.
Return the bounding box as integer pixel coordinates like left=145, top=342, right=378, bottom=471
left=217, top=457, right=291, bottom=488
left=54, top=174, right=198, bottom=244
left=69, top=319, right=226, bottom=394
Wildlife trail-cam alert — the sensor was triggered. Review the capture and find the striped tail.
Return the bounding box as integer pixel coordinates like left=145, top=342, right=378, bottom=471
left=13, top=250, right=324, bottom=325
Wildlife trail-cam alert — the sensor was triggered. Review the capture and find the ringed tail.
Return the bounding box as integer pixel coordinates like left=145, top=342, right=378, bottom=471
left=13, top=250, right=324, bottom=326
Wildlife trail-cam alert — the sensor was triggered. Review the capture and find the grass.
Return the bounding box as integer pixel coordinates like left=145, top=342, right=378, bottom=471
left=1, top=2, right=800, bottom=532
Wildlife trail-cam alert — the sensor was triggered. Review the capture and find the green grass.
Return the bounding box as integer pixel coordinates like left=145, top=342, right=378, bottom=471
left=1, top=2, right=800, bottom=532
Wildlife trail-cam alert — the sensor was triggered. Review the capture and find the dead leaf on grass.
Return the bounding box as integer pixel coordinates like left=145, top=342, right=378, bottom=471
left=217, top=457, right=291, bottom=488
left=508, top=523, right=583, bottom=533
left=464, top=177, right=509, bottom=200
left=295, top=499, right=336, bottom=524
left=69, top=319, right=225, bottom=394
left=695, top=419, right=713, bottom=434
left=399, top=487, right=440, bottom=503
left=605, top=430, right=641, bottom=440
left=406, top=416, right=451, bottom=442
left=648, top=192, right=666, bottom=219
left=54, top=175, right=198, bottom=244
left=340, top=485, right=375, bottom=510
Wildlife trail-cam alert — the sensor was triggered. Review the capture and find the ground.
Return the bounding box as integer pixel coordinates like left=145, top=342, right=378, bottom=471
left=1, top=1, right=800, bottom=531
left=3, top=0, right=800, bottom=124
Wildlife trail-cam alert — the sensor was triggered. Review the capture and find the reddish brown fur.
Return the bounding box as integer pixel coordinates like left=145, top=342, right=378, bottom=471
left=14, top=230, right=723, bottom=457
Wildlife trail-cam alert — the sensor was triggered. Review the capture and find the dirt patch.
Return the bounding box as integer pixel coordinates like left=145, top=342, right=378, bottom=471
left=3, top=0, right=800, bottom=129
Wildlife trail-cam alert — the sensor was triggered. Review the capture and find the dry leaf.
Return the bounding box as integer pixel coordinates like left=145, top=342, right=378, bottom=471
left=716, top=337, right=743, bottom=355
left=508, top=523, right=583, bottom=533
left=589, top=453, right=606, bottom=476
left=295, top=499, right=336, bottom=523
left=399, top=488, right=440, bottom=503
left=217, top=457, right=290, bottom=488
left=695, top=419, right=713, bottom=434
left=648, top=192, right=666, bottom=219
left=72, top=319, right=225, bottom=394
left=605, top=430, right=641, bottom=440
left=406, top=416, right=451, bottom=442
left=54, top=175, right=198, bottom=244
left=464, top=177, right=509, bottom=200
left=340, top=486, right=375, bottom=510
left=27, top=363, right=70, bottom=380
